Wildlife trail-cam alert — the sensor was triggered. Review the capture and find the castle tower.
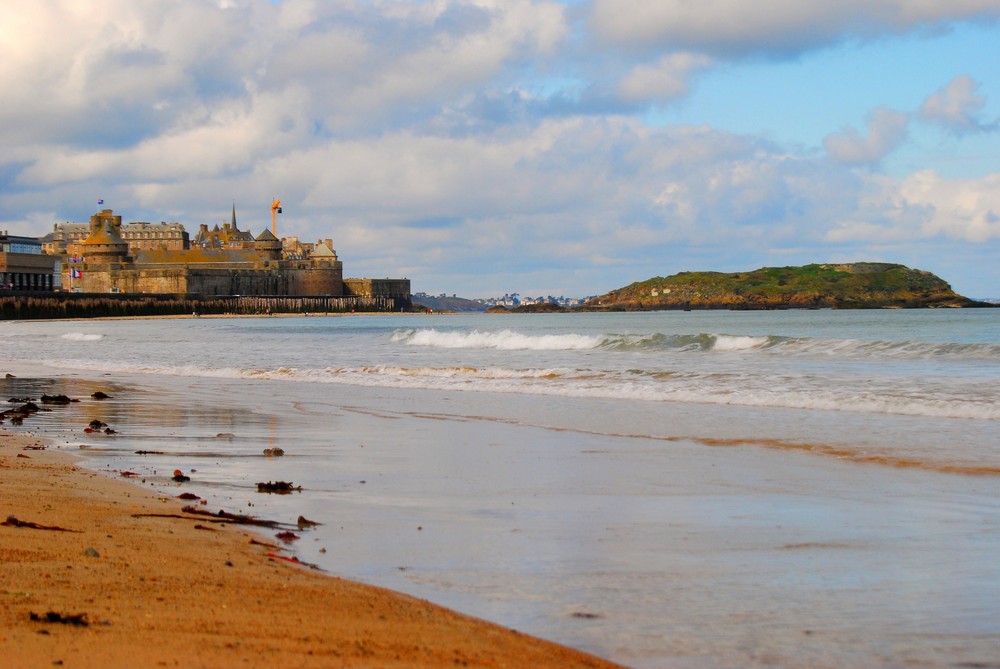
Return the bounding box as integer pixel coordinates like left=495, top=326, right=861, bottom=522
left=254, top=228, right=282, bottom=262
left=80, top=210, right=129, bottom=263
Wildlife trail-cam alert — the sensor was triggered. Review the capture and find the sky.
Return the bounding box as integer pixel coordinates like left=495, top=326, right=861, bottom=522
left=2, top=1, right=1000, bottom=299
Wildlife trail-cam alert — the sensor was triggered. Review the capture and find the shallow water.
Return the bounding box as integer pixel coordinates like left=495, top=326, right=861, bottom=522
left=3, top=310, right=999, bottom=667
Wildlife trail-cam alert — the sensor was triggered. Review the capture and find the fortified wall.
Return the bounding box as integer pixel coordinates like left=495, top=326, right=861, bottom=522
left=343, top=278, right=412, bottom=302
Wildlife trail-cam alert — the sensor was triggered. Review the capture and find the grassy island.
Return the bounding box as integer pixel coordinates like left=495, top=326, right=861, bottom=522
left=583, top=262, right=989, bottom=310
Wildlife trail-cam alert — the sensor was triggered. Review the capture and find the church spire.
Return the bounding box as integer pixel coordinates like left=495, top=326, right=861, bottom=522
left=231, top=201, right=238, bottom=231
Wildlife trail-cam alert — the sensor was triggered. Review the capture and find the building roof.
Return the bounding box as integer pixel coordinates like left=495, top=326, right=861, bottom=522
left=133, top=249, right=262, bottom=265
left=311, top=242, right=337, bottom=257
left=83, top=222, right=128, bottom=247
left=255, top=228, right=279, bottom=242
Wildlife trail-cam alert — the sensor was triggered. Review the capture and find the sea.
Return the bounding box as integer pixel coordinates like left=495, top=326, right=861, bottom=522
left=2, top=309, right=999, bottom=668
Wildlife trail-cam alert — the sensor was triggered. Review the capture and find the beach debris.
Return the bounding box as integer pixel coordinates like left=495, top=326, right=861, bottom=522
left=40, top=394, right=75, bottom=405
left=91, top=391, right=112, bottom=399
left=120, top=471, right=139, bottom=478
left=193, top=524, right=216, bottom=531
left=177, top=492, right=201, bottom=500
left=266, top=552, right=320, bottom=569
left=262, top=447, right=285, bottom=457
left=7, top=397, right=33, bottom=403
left=88, top=420, right=107, bottom=429
left=2, top=515, right=79, bottom=532
left=215, top=433, right=235, bottom=440
left=181, top=505, right=292, bottom=529
left=5, top=373, right=15, bottom=378
left=249, top=538, right=283, bottom=550
left=83, top=546, right=100, bottom=558
left=275, top=531, right=300, bottom=542
left=29, top=611, right=89, bottom=627
left=296, top=515, right=321, bottom=529
left=104, top=427, right=117, bottom=435
left=135, top=450, right=165, bottom=455
left=22, top=444, right=47, bottom=451
left=256, top=480, right=301, bottom=494
left=172, top=469, right=191, bottom=483
left=2, top=401, right=42, bottom=425
left=570, top=612, right=604, bottom=620
left=132, top=506, right=295, bottom=530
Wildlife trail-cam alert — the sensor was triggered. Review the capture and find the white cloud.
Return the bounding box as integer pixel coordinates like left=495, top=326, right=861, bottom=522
left=919, top=75, right=997, bottom=133
left=826, top=170, right=1000, bottom=244
left=823, top=108, right=910, bottom=165
left=590, top=0, right=1000, bottom=55
left=617, top=53, right=711, bottom=103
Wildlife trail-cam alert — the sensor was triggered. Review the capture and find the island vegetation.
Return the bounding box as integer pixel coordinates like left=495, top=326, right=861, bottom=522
left=580, top=263, right=988, bottom=311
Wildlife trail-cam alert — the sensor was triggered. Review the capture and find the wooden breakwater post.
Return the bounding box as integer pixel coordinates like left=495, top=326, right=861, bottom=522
left=0, top=293, right=409, bottom=319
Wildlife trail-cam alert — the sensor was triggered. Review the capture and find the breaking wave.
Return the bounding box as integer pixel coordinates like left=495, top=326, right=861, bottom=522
left=41, top=358, right=1000, bottom=421
left=61, top=332, right=105, bottom=342
left=391, top=328, right=602, bottom=350
left=391, top=328, right=1000, bottom=360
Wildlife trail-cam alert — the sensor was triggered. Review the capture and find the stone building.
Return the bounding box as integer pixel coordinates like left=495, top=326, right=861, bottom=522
left=192, top=204, right=256, bottom=250
left=40, top=222, right=90, bottom=255
left=59, top=209, right=414, bottom=301
left=44, top=220, right=189, bottom=256
left=118, top=222, right=189, bottom=252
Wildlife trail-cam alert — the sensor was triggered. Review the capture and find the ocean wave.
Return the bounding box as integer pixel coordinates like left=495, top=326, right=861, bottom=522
left=61, top=332, right=105, bottom=342
left=391, top=328, right=603, bottom=350
left=42, top=358, right=1000, bottom=421
left=393, top=327, right=1000, bottom=361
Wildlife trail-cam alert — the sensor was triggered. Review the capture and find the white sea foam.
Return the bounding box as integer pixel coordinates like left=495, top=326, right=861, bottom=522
left=42, top=357, right=1000, bottom=420
left=392, top=328, right=602, bottom=350
left=61, top=332, right=105, bottom=342
left=710, top=334, right=771, bottom=351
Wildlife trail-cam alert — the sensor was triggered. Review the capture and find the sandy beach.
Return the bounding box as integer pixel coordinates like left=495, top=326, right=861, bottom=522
left=0, top=431, right=623, bottom=669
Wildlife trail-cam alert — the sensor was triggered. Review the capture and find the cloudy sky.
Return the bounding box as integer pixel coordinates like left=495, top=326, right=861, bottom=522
left=2, top=1, right=999, bottom=298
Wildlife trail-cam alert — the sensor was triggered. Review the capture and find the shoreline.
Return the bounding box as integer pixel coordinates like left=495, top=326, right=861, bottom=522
left=0, top=430, right=623, bottom=668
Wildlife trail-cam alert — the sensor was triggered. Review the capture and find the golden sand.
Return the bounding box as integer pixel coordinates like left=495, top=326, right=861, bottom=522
left=0, top=431, right=623, bottom=668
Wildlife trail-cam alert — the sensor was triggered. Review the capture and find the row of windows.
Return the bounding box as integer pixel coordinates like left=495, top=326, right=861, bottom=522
left=123, top=232, right=185, bottom=239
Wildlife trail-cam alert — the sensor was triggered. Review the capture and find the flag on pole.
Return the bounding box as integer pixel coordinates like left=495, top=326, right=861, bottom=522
left=97, top=198, right=104, bottom=205
left=71, top=269, right=82, bottom=279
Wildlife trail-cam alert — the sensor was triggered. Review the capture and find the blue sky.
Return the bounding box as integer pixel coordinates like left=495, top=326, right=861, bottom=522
left=2, top=1, right=999, bottom=298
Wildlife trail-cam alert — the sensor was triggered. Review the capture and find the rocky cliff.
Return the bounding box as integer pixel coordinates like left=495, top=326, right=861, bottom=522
left=584, top=263, right=986, bottom=310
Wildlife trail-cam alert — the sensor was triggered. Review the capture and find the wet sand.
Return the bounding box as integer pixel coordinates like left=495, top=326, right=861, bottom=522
left=0, top=431, right=623, bottom=669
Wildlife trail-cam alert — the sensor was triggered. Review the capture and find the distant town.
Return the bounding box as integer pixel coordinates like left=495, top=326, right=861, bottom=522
left=412, top=292, right=595, bottom=312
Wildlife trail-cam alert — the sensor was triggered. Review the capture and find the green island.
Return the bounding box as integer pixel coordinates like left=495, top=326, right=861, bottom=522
left=579, top=262, right=989, bottom=311
left=486, top=263, right=988, bottom=313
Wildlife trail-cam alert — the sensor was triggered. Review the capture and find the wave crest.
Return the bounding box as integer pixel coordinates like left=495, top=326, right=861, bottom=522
left=392, top=328, right=602, bottom=350
left=61, top=332, right=105, bottom=342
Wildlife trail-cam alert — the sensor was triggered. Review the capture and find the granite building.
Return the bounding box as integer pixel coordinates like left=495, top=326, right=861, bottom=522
left=61, top=209, right=407, bottom=300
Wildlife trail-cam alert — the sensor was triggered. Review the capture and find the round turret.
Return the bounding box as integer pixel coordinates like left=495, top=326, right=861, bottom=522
left=81, top=210, right=129, bottom=263
left=254, top=228, right=282, bottom=262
